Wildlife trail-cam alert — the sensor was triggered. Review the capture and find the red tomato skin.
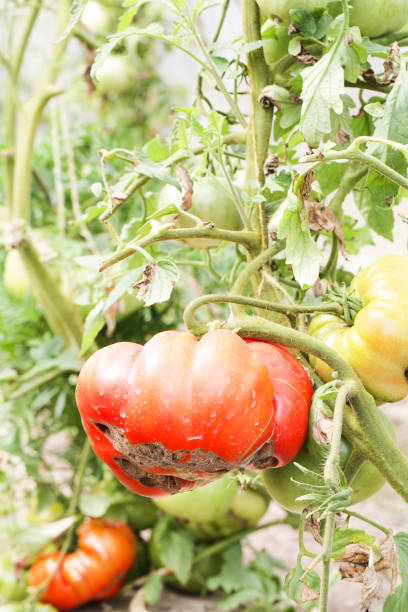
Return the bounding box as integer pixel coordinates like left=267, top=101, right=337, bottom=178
left=75, top=330, right=276, bottom=496
left=28, top=519, right=137, bottom=609
left=245, top=340, right=314, bottom=467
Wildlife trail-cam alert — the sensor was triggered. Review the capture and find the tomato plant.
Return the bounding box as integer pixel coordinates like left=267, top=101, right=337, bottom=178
left=28, top=519, right=137, bottom=610
left=309, top=255, right=408, bottom=402
left=158, top=175, right=243, bottom=248
left=3, top=0, right=408, bottom=610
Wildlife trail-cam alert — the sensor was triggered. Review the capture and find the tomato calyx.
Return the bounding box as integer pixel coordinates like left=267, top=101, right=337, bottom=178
left=91, top=420, right=277, bottom=493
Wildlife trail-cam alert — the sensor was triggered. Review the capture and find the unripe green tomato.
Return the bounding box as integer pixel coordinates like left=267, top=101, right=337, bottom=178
left=262, top=21, right=291, bottom=69
left=256, top=0, right=327, bottom=23
left=105, top=497, right=158, bottom=531
left=94, top=55, right=136, bottom=94
left=158, top=175, right=243, bottom=249
left=262, top=411, right=395, bottom=513
left=81, top=0, right=111, bottom=32
left=3, top=250, right=30, bottom=300
left=230, top=487, right=269, bottom=523
left=153, top=474, right=238, bottom=523
left=256, top=0, right=408, bottom=37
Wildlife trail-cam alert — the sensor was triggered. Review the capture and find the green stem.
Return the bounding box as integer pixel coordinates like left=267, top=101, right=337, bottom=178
left=186, top=312, right=408, bottom=503
left=242, top=0, right=273, bottom=250
left=231, top=243, right=284, bottom=296
left=319, top=512, right=335, bottom=612
left=324, top=381, right=357, bottom=490
left=18, top=239, right=83, bottom=348
left=343, top=448, right=366, bottom=483
left=12, top=0, right=71, bottom=221
left=212, top=0, right=230, bottom=43
left=4, top=4, right=41, bottom=213
left=99, top=227, right=257, bottom=271
left=350, top=136, right=408, bottom=163
left=345, top=510, right=391, bottom=536
left=99, top=130, right=247, bottom=221
left=328, top=163, right=367, bottom=219
left=300, top=148, right=408, bottom=193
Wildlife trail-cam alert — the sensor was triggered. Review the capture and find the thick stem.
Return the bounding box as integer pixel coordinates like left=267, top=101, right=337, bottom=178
left=12, top=0, right=71, bottom=222
left=231, top=243, right=284, bottom=296
left=319, top=512, right=335, bottom=612
left=242, top=0, right=273, bottom=247
left=18, top=239, right=83, bottom=348
left=4, top=4, right=41, bottom=213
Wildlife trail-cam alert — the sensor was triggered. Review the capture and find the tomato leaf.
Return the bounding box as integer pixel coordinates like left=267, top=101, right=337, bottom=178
left=384, top=532, right=408, bottom=611
left=160, top=529, right=194, bottom=585
left=143, top=572, right=164, bottom=606
left=56, top=0, right=87, bottom=42
left=300, top=30, right=345, bottom=145
left=331, top=528, right=376, bottom=559
left=135, top=259, right=179, bottom=307
left=80, top=303, right=105, bottom=355
left=278, top=193, right=322, bottom=287
left=2, top=517, right=75, bottom=559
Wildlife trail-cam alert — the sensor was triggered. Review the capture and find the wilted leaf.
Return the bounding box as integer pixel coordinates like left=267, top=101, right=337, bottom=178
left=302, top=200, right=346, bottom=256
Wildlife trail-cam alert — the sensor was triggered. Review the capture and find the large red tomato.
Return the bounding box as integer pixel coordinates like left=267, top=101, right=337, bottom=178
left=76, top=330, right=313, bottom=497
left=75, top=330, right=277, bottom=497
left=28, top=519, right=137, bottom=610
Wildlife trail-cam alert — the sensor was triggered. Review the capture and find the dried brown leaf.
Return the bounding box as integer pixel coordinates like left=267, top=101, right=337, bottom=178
left=264, top=154, right=280, bottom=176
left=302, top=583, right=320, bottom=602
left=305, top=513, right=323, bottom=544
left=338, top=544, right=370, bottom=581
left=334, top=125, right=350, bottom=147
left=134, top=263, right=156, bottom=300
left=128, top=588, right=149, bottom=612
left=302, top=201, right=347, bottom=258
left=360, top=566, right=382, bottom=612
left=375, top=535, right=398, bottom=592
left=383, top=42, right=400, bottom=84
left=298, top=171, right=315, bottom=203
left=175, top=166, right=194, bottom=211
left=312, top=407, right=333, bottom=446
left=297, top=47, right=318, bottom=65
left=312, top=278, right=327, bottom=297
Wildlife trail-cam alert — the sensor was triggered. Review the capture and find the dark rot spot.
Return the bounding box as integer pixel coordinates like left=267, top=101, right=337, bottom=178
left=94, top=422, right=111, bottom=436
left=404, top=367, right=408, bottom=383
left=251, top=441, right=279, bottom=469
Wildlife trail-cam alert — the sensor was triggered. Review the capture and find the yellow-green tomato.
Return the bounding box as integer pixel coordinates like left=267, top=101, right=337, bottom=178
left=309, top=255, right=408, bottom=402
left=262, top=21, right=291, bottom=69
left=158, top=175, right=243, bottom=249
left=3, top=250, right=30, bottom=300
left=94, top=55, right=136, bottom=94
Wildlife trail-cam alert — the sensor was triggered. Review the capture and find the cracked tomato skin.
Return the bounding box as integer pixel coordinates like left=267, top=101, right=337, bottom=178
left=309, top=255, right=408, bottom=402
left=75, top=330, right=278, bottom=497
left=244, top=339, right=314, bottom=467
left=28, top=519, right=137, bottom=610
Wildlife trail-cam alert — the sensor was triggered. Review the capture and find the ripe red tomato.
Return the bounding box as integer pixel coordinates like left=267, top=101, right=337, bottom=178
left=76, top=331, right=313, bottom=497
left=28, top=519, right=137, bottom=610
left=75, top=330, right=277, bottom=497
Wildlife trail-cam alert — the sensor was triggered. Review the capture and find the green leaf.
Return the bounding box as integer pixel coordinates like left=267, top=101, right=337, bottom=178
left=137, top=259, right=179, bottom=307
left=103, top=269, right=143, bottom=312
left=300, top=41, right=345, bottom=145
left=1, top=517, right=75, bottom=559
left=331, top=528, right=376, bottom=559
left=364, top=102, right=384, bottom=118
left=384, top=532, right=408, bottom=611
left=314, top=162, right=347, bottom=196
left=80, top=303, right=105, bottom=355
left=161, top=530, right=194, bottom=584
left=56, top=0, right=87, bottom=42
left=71, top=203, right=108, bottom=226
left=290, top=9, right=317, bottom=36
left=144, top=572, right=164, bottom=605
left=278, top=194, right=322, bottom=287
left=356, top=172, right=395, bottom=239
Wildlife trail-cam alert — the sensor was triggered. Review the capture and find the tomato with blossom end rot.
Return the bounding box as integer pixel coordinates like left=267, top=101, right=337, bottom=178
left=28, top=519, right=137, bottom=610
left=75, top=329, right=313, bottom=497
